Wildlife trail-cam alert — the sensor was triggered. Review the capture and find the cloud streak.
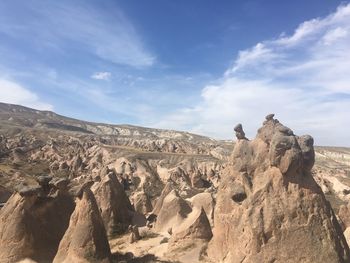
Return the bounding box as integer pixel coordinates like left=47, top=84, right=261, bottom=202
left=0, top=0, right=155, bottom=68
left=91, top=72, right=111, bottom=81
left=0, top=79, right=53, bottom=110
left=152, top=3, right=350, bottom=146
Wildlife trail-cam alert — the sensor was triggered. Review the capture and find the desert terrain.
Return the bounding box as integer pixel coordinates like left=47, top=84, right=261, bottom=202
left=0, top=102, right=349, bottom=263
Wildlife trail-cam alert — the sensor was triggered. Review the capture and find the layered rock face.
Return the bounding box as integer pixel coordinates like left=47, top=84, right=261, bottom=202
left=53, top=188, right=111, bottom=263
left=208, top=115, right=350, bottom=263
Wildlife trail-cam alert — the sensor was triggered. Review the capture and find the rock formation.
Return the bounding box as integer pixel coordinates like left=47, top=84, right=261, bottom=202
left=0, top=182, right=75, bottom=263
left=234, top=123, right=248, bottom=140
left=155, top=189, right=192, bottom=232
left=170, top=207, right=212, bottom=243
left=92, top=171, right=134, bottom=236
left=0, top=185, right=11, bottom=205
left=187, top=192, right=215, bottom=226
left=208, top=114, right=350, bottom=263
left=53, top=188, right=111, bottom=263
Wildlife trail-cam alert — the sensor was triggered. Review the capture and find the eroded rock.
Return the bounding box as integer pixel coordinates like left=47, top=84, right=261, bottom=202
left=208, top=116, right=350, bottom=263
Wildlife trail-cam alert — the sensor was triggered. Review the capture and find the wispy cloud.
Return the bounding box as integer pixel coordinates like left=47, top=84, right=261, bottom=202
left=152, top=3, right=350, bottom=146
left=0, top=78, right=53, bottom=110
left=91, top=72, right=111, bottom=81
left=0, top=1, right=155, bottom=68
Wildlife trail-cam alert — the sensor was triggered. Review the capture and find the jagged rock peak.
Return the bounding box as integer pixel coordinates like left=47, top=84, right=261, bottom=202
left=208, top=116, right=350, bottom=263
left=53, top=188, right=111, bottom=263
left=92, top=170, right=134, bottom=236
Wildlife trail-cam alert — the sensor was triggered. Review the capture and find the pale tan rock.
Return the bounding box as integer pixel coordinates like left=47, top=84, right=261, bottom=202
left=92, top=172, right=134, bottom=236
left=155, top=190, right=192, bottom=232
left=188, top=192, right=215, bottom=226
left=53, top=189, right=111, bottom=263
left=171, top=207, right=212, bottom=243
left=152, top=181, right=175, bottom=215
left=132, top=191, right=153, bottom=214
left=0, top=190, right=75, bottom=263
left=208, top=117, right=350, bottom=263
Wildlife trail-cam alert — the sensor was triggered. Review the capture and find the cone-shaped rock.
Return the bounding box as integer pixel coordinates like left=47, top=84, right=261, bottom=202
left=152, top=181, right=175, bottom=215
left=208, top=116, right=350, bottom=263
left=155, top=189, right=192, bottom=232
left=92, top=172, right=134, bottom=236
left=53, top=189, right=111, bottom=263
left=171, top=207, right=213, bottom=242
left=0, top=189, right=74, bottom=263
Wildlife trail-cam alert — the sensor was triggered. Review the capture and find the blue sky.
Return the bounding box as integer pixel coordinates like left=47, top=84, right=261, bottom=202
left=0, top=0, right=349, bottom=146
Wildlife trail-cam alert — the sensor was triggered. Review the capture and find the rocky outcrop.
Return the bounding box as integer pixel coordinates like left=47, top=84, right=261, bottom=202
left=0, top=185, right=11, bottom=204
left=132, top=191, right=153, bottom=214
left=187, top=192, right=215, bottom=226
left=208, top=115, right=350, bottom=263
left=234, top=123, right=248, bottom=140
left=339, top=203, right=350, bottom=231
left=0, top=183, right=75, bottom=263
left=170, top=207, right=212, bottom=243
left=53, top=188, right=111, bottom=263
left=155, top=190, right=192, bottom=232
left=92, top=171, right=134, bottom=236
left=152, top=181, right=175, bottom=216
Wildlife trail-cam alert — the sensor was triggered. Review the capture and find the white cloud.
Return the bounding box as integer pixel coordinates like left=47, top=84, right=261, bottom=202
left=322, top=27, right=348, bottom=45
left=152, top=3, right=350, bottom=146
left=91, top=71, right=111, bottom=81
left=0, top=79, right=53, bottom=110
left=0, top=1, right=155, bottom=68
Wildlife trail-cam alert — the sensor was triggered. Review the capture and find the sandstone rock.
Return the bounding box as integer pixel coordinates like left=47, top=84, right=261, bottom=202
left=132, top=191, right=153, bottom=214
left=53, top=189, right=111, bottom=263
left=92, top=172, right=134, bottom=236
left=208, top=117, right=350, bottom=263
left=0, top=190, right=75, bottom=262
left=265, top=113, right=275, bottom=121
left=171, top=207, right=212, bottom=243
left=298, top=135, right=315, bottom=173
left=155, top=189, right=192, bottom=232
left=18, top=185, right=42, bottom=197
left=152, top=181, right=175, bottom=215
left=0, top=185, right=11, bottom=204
left=234, top=123, right=248, bottom=140
left=339, top=203, right=350, bottom=231
left=129, top=225, right=141, bottom=243
left=187, top=192, right=215, bottom=226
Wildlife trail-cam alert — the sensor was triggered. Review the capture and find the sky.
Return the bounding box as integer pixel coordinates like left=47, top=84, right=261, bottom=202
left=0, top=0, right=349, bottom=146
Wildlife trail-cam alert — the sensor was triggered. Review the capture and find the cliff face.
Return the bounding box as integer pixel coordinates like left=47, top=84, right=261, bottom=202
left=208, top=115, right=350, bottom=263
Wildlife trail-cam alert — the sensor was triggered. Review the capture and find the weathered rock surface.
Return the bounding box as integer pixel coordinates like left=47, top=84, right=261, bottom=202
left=208, top=116, right=350, bottom=263
left=0, top=186, right=74, bottom=263
left=0, top=185, right=11, bottom=204
left=187, top=192, right=215, bottom=226
left=92, top=171, right=134, bottom=236
left=53, top=188, right=111, bottom=263
left=171, top=207, right=212, bottom=243
left=155, top=190, right=192, bottom=232
left=339, top=202, right=350, bottom=231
